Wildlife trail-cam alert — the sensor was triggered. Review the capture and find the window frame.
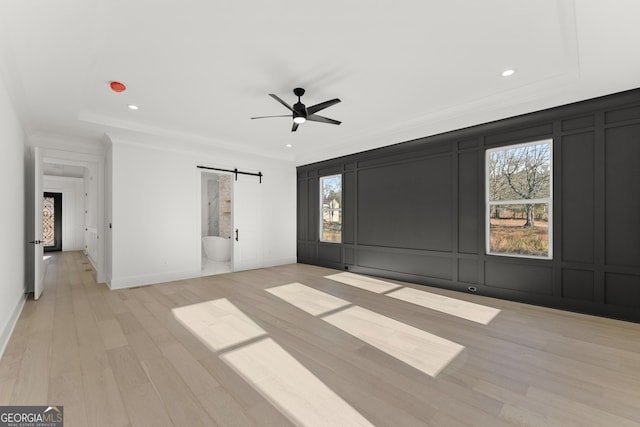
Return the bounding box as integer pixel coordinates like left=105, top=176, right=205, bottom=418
left=319, top=174, right=342, bottom=244
left=485, top=139, right=553, bottom=260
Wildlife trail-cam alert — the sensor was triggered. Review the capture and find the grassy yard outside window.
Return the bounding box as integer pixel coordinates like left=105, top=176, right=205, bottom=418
left=486, top=140, right=552, bottom=259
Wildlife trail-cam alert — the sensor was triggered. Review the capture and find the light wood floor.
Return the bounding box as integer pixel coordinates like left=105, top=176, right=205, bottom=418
left=1, top=251, right=640, bottom=426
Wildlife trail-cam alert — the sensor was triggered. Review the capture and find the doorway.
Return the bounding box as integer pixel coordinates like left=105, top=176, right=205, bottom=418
left=201, top=171, right=233, bottom=276
left=28, top=147, right=106, bottom=299
left=43, top=192, right=62, bottom=252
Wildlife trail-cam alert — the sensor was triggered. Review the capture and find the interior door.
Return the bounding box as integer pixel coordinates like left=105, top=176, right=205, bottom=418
left=233, top=173, right=263, bottom=272
left=28, top=147, right=45, bottom=299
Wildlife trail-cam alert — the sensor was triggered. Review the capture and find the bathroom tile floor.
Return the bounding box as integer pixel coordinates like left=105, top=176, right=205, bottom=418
left=201, top=257, right=231, bottom=276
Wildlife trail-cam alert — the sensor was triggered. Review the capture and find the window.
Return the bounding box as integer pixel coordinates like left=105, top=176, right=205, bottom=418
left=486, top=140, right=552, bottom=259
left=320, top=174, right=342, bottom=243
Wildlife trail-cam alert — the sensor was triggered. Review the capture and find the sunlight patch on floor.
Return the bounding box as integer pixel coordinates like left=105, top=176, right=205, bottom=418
left=387, top=287, right=501, bottom=325
left=268, top=283, right=465, bottom=378
left=172, top=298, right=266, bottom=352
left=266, top=282, right=351, bottom=316
left=174, top=298, right=373, bottom=426
left=324, top=306, right=464, bottom=377
left=327, top=272, right=501, bottom=325
left=325, top=272, right=403, bottom=293
left=222, top=337, right=374, bottom=427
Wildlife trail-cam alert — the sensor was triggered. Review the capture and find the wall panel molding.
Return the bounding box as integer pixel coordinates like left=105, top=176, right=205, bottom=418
left=297, top=88, right=640, bottom=322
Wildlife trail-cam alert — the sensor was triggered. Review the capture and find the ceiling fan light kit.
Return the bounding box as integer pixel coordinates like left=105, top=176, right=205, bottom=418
left=251, top=88, right=341, bottom=132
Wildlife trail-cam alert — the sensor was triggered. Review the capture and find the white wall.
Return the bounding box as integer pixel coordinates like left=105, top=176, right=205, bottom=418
left=83, top=166, right=98, bottom=229
left=0, top=72, right=26, bottom=357
left=108, top=137, right=297, bottom=289
left=82, top=163, right=100, bottom=267
left=43, top=175, right=85, bottom=251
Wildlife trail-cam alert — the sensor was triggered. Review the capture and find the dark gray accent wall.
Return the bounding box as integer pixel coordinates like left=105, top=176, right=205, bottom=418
left=297, top=88, right=640, bottom=322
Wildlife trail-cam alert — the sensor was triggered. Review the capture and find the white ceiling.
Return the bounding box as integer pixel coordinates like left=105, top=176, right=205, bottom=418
left=1, top=1, right=639, bottom=165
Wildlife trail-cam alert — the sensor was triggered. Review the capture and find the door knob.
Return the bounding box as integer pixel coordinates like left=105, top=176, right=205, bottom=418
left=235, top=229, right=239, bottom=242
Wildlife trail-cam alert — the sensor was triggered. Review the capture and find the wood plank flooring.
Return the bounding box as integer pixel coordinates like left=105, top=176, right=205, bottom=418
left=1, top=251, right=640, bottom=426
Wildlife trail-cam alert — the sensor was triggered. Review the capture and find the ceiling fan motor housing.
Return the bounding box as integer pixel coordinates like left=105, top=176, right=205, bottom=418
left=293, top=101, right=307, bottom=119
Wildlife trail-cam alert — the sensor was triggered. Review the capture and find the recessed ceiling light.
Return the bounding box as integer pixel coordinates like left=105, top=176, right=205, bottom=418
left=501, top=69, right=516, bottom=77
left=127, top=104, right=139, bottom=110
left=285, top=144, right=292, bottom=148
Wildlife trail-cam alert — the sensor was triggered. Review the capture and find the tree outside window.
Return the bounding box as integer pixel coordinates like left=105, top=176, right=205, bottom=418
left=320, top=175, right=342, bottom=243
left=486, top=140, right=552, bottom=258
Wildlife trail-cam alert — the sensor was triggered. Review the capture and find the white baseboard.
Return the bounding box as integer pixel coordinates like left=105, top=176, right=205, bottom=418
left=0, top=293, right=27, bottom=360
left=86, top=254, right=97, bottom=271
left=109, top=269, right=200, bottom=290
left=261, top=257, right=298, bottom=268
left=108, top=258, right=297, bottom=290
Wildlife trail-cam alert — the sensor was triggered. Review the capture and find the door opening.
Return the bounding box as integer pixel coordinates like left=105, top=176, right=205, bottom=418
left=43, top=192, right=62, bottom=252
left=201, top=171, right=233, bottom=276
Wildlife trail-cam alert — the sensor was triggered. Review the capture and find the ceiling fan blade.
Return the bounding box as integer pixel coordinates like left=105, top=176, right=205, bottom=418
left=251, top=115, right=291, bottom=119
left=292, top=122, right=299, bottom=132
left=269, top=94, right=295, bottom=112
left=306, top=98, right=341, bottom=115
left=307, top=114, right=341, bottom=125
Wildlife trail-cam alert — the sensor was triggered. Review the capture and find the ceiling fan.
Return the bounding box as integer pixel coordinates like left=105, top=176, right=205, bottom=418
left=251, top=88, right=341, bottom=132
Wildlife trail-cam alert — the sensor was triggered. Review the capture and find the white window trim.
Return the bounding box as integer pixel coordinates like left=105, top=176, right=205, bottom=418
left=485, top=139, right=553, bottom=260
left=319, top=174, right=342, bottom=244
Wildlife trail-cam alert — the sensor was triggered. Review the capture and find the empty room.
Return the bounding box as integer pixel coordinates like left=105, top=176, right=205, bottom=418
left=1, top=1, right=640, bottom=426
